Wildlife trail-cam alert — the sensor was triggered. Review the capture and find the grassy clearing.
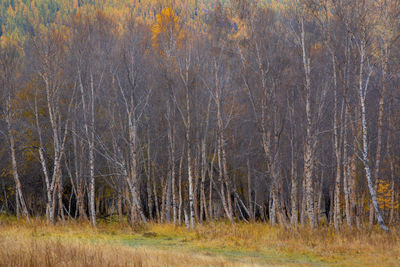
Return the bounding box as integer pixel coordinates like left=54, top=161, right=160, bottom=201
left=0, top=217, right=399, bottom=266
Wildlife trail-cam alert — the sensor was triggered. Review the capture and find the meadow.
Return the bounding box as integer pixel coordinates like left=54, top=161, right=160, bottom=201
left=0, top=217, right=399, bottom=266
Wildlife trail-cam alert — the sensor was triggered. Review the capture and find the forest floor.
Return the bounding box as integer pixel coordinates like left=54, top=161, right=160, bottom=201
left=0, top=216, right=399, bottom=266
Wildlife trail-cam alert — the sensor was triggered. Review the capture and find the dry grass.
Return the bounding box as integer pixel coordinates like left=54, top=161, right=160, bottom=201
left=0, top=217, right=399, bottom=266
left=0, top=237, right=251, bottom=267
left=146, top=222, right=400, bottom=266
left=189, top=223, right=400, bottom=266
left=0, top=226, right=252, bottom=266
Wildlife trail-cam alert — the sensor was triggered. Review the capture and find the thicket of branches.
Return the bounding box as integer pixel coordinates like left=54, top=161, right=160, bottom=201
left=1, top=0, right=400, bottom=231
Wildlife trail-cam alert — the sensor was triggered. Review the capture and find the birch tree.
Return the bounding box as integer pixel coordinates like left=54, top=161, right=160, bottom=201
left=0, top=39, right=30, bottom=222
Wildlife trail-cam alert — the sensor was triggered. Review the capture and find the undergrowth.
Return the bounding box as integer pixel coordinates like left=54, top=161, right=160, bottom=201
left=0, top=216, right=399, bottom=266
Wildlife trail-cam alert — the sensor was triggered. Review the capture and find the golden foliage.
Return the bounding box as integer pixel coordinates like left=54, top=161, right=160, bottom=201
left=7, top=5, right=15, bottom=18
left=230, top=16, right=248, bottom=40
left=151, top=7, right=184, bottom=56
left=376, top=179, right=398, bottom=211
left=0, top=35, right=22, bottom=56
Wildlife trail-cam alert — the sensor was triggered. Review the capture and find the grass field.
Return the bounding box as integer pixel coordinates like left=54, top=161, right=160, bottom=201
left=0, top=217, right=399, bottom=266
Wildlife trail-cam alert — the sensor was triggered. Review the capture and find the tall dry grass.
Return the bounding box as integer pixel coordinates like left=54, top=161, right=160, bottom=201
left=152, top=222, right=400, bottom=266
left=0, top=217, right=399, bottom=266
left=0, top=230, right=253, bottom=267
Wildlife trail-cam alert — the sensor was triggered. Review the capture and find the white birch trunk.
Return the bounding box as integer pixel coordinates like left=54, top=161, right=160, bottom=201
left=358, top=42, right=389, bottom=232
left=5, top=96, right=30, bottom=222
left=301, top=18, right=315, bottom=228
left=332, top=54, right=342, bottom=230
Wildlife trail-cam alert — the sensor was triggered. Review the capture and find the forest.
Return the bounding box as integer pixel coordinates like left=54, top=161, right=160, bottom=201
left=0, top=0, right=400, bottom=237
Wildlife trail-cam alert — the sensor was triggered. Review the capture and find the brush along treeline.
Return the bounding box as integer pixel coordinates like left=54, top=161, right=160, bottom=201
left=0, top=219, right=399, bottom=266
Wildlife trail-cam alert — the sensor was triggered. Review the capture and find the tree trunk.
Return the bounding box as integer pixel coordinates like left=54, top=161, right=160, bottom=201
left=358, top=42, right=388, bottom=232
left=146, top=130, right=153, bottom=221
left=301, top=18, right=315, bottom=228
left=178, top=145, right=184, bottom=225
left=200, top=97, right=211, bottom=221
left=333, top=54, right=342, bottom=230
left=167, top=111, right=177, bottom=224
left=217, top=137, right=232, bottom=222
left=343, top=113, right=352, bottom=228
left=209, top=146, right=217, bottom=221
left=213, top=59, right=234, bottom=223
left=290, top=136, right=298, bottom=226
left=5, top=98, right=30, bottom=222
left=247, top=158, right=254, bottom=222
left=370, top=44, right=389, bottom=228
left=153, top=171, right=161, bottom=223
left=72, top=122, right=87, bottom=220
